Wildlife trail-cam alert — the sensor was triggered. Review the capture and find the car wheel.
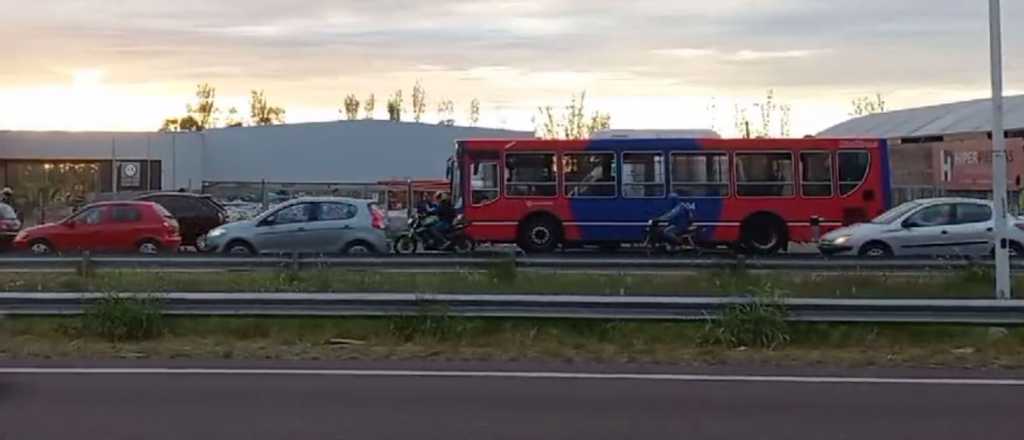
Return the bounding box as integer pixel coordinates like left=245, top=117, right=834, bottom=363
left=224, top=240, right=255, bottom=256
left=858, top=241, right=893, bottom=258
left=28, top=239, right=54, bottom=255
left=343, top=241, right=376, bottom=255
left=137, top=240, right=161, bottom=255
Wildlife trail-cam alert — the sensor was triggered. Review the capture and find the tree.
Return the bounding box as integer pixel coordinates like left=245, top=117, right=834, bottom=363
left=159, top=83, right=218, bottom=132
left=411, top=80, right=427, bottom=122
left=249, top=90, right=286, bottom=126
left=224, top=107, right=244, bottom=127
left=186, top=83, right=218, bottom=130
left=342, top=94, right=360, bottom=120
left=733, top=105, right=751, bottom=138
left=733, top=89, right=792, bottom=138
left=363, top=94, right=376, bottom=119
left=851, top=93, right=887, bottom=116
left=436, top=99, right=455, bottom=126
left=535, top=92, right=612, bottom=139
left=469, top=98, right=481, bottom=126
left=387, top=90, right=403, bottom=121
left=778, top=104, right=792, bottom=138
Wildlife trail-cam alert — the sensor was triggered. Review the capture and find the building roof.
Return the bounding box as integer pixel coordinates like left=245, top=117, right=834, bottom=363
left=818, top=95, right=1024, bottom=139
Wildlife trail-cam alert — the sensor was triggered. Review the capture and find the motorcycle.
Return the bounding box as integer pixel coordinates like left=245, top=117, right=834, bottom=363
left=642, top=219, right=701, bottom=255
left=393, top=214, right=475, bottom=254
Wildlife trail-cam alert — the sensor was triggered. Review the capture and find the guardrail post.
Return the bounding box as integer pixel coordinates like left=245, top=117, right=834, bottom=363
left=291, top=252, right=300, bottom=272
left=78, top=251, right=94, bottom=278
left=735, top=254, right=747, bottom=272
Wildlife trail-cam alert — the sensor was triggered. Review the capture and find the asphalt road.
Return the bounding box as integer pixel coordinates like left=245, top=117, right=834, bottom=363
left=0, top=361, right=1021, bottom=440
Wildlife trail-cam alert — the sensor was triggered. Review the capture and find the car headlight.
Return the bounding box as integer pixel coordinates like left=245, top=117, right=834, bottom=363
left=207, top=228, right=226, bottom=238
left=14, top=231, right=28, bottom=241
left=832, top=235, right=852, bottom=245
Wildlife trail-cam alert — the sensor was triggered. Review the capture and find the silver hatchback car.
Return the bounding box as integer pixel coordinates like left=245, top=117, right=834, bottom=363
left=200, top=197, right=389, bottom=255
left=819, top=197, right=1024, bottom=257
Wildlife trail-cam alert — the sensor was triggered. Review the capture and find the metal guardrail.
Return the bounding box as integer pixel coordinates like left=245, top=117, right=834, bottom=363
left=0, top=254, right=1019, bottom=272
left=1, top=292, right=1022, bottom=324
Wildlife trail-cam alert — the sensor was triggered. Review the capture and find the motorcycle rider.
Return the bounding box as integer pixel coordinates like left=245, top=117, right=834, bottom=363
left=428, top=191, right=456, bottom=249
left=656, top=193, right=694, bottom=246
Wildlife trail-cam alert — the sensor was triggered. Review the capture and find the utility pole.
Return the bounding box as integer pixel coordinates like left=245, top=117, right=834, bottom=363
left=989, top=0, right=1011, bottom=299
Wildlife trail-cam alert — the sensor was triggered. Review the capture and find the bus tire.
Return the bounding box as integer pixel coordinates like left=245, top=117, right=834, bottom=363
left=518, top=215, right=562, bottom=253
left=740, top=214, right=787, bottom=255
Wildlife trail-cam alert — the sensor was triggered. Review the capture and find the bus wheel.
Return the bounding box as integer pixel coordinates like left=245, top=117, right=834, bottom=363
left=740, top=215, right=787, bottom=255
left=518, top=216, right=561, bottom=253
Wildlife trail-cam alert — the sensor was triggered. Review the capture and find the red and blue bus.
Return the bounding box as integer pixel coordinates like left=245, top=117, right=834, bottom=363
left=450, top=137, right=891, bottom=253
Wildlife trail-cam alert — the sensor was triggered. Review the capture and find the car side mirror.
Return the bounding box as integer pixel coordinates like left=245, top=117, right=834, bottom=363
left=259, top=215, right=276, bottom=226
left=902, top=220, right=918, bottom=229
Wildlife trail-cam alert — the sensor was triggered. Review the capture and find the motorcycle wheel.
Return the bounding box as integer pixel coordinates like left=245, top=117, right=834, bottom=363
left=393, top=236, right=418, bottom=255
left=452, top=237, right=476, bottom=254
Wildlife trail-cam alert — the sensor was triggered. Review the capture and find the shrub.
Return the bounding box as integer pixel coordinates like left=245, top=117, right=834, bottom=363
left=82, top=293, right=165, bottom=342
left=388, top=303, right=472, bottom=342
left=699, top=294, right=790, bottom=350
left=485, top=258, right=518, bottom=284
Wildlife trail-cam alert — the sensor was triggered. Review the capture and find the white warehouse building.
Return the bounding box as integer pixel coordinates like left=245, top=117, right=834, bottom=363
left=0, top=120, right=532, bottom=224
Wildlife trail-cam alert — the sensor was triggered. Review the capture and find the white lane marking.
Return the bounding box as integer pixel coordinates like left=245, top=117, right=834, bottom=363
left=0, top=368, right=1022, bottom=386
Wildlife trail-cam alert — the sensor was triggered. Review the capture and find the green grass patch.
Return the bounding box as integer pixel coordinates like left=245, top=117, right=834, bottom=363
left=0, top=267, right=1017, bottom=299
left=67, top=293, right=166, bottom=342
left=1, top=316, right=1022, bottom=367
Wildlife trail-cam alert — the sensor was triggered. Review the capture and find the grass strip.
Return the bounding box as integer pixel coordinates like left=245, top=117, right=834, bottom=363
left=0, top=265, right=1016, bottom=298
left=1, top=316, right=1021, bottom=368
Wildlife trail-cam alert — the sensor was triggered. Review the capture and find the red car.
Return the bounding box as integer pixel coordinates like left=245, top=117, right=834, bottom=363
left=13, top=201, right=181, bottom=254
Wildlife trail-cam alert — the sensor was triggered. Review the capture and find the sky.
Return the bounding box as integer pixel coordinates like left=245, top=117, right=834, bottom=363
left=1, top=0, right=1022, bottom=136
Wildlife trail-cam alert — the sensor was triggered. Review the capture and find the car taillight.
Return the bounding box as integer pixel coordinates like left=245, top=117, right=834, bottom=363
left=370, top=206, right=386, bottom=230
left=163, top=220, right=179, bottom=234
left=0, top=219, right=19, bottom=231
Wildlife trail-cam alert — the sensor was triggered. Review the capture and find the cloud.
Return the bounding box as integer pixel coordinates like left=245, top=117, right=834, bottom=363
left=1, top=0, right=1023, bottom=132
left=728, top=49, right=830, bottom=61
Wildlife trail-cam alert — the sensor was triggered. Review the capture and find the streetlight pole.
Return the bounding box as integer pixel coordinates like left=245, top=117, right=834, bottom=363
left=989, top=0, right=1011, bottom=299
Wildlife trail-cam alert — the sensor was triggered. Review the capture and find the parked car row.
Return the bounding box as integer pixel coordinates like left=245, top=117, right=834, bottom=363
left=7, top=195, right=388, bottom=256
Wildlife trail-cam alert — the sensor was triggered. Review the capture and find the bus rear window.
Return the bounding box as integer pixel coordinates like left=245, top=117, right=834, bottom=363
left=838, top=150, right=870, bottom=196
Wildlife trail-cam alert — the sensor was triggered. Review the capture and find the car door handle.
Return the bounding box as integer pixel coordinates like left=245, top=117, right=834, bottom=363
left=297, top=227, right=306, bottom=232
left=341, top=225, right=353, bottom=230
left=941, top=230, right=948, bottom=235
left=987, top=227, right=994, bottom=232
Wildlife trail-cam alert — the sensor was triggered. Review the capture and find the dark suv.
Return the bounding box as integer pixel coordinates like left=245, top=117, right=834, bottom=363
left=135, top=192, right=226, bottom=248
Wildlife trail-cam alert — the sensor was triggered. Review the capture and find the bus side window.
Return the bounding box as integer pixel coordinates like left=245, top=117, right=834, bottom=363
left=505, top=153, right=557, bottom=197
left=799, top=151, right=833, bottom=197
left=838, top=150, right=870, bottom=196
left=471, top=161, right=500, bottom=205
left=622, top=152, right=666, bottom=198
left=736, top=152, right=794, bottom=197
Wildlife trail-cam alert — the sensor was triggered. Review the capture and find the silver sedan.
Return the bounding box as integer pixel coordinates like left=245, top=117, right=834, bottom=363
left=818, top=197, right=1024, bottom=257
left=200, top=197, right=389, bottom=255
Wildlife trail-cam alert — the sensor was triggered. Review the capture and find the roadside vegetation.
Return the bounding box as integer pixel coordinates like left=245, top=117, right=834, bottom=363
left=0, top=265, right=1017, bottom=298
left=2, top=312, right=1022, bottom=368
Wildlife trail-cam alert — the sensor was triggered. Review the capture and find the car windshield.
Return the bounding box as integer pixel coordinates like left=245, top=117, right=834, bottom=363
left=871, top=201, right=923, bottom=224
